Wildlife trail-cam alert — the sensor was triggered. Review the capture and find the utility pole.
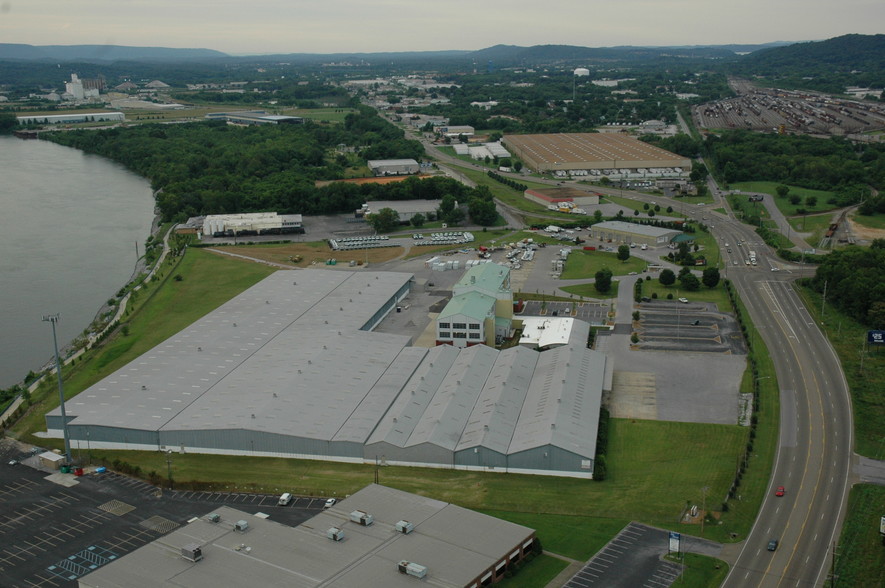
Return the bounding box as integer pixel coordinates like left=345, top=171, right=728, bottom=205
left=43, top=314, right=72, bottom=465
left=821, top=279, right=828, bottom=320
left=166, top=450, right=173, bottom=489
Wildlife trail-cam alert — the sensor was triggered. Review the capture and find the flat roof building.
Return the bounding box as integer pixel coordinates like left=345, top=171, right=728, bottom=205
left=78, top=485, right=537, bottom=588
left=367, top=159, right=420, bottom=176
left=503, top=133, right=691, bottom=174
left=588, top=220, right=682, bottom=247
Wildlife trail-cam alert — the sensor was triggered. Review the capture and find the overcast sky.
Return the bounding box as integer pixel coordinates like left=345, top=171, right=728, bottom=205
left=1, top=0, right=882, bottom=55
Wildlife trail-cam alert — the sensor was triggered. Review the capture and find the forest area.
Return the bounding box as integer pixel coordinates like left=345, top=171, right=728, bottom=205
left=44, top=106, right=430, bottom=221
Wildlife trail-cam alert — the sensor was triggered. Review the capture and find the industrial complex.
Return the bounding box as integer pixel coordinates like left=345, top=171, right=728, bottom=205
left=78, top=484, right=537, bottom=588
left=502, top=133, right=691, bottom=177
left=46, top=265, right=608, bottom=478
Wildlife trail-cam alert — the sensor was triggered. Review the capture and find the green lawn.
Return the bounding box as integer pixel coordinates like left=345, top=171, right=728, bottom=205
left=496, top=554, right=570, bottom=588
left=833, top=484, right=885, bottom=587
left=560, top=249, right=649, bottom=278
left=664, top=553, right=730, bottom=588
left=637, top=279, right=732, bottom=312
left=851, top=211, right=885, bottom=231
left=560, top=281, right=620, bottom=300
left=787, top=213, right=832, bottom=246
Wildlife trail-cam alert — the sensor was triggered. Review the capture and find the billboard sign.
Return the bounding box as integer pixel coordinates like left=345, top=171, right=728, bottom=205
left=669, top=531, right=681, bottom=553
left=868, top=331, right=885, bottom=345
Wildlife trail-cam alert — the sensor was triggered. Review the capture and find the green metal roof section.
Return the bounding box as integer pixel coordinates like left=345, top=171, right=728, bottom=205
left=438, top=291, right=495, bottom=321
left=455, top=262, right=510, bottom=293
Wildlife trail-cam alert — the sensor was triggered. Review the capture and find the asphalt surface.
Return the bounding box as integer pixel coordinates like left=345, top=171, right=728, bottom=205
left=0, top=444, right=324, bottom=588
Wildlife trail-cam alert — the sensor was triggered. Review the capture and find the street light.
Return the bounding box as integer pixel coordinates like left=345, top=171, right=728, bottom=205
left=43, top=314, right=72, bottom=465
left=165, top=450, right=173, bottom=489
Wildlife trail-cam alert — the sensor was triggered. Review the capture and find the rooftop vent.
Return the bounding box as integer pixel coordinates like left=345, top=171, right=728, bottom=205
left=181, top=543, right=203, bottom=562
left=349, top=510, right=374, bottom=526
left=234, top=520, right=249, bottom=532
left=397, top=561, right=427, bottom=578
left=395, top=520, right=414, bottom=534
left=207, top=513, right=221, bottom=523
left=327, top=527, right=345, bottom=541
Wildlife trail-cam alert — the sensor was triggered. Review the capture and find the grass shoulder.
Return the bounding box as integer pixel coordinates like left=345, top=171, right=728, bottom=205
left=663, top=552, right=730, bottom=588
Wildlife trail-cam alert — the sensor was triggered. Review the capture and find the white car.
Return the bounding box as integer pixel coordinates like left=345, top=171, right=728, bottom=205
left=678, top=297, right=689, bottom=303
left=323, top=498, right=337, bottom=509
left=770, top=267, right=780, bottom=272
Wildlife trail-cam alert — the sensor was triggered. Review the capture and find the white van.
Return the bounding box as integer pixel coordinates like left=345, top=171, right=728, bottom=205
left=278, top=493, right=293, bottom=506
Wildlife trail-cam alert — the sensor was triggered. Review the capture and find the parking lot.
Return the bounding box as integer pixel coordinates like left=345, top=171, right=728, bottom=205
left=0, top=444, right=324, bottom=588
left=519, top=299, right=609, bottom=326
left=635, top=301, right=746, bottom=354
left=563, top=522, right=722, bottom=588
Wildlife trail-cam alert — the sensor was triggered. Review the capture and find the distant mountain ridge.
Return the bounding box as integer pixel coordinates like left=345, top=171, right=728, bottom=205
left=0, top=35, right=880, bottom=68
left=0, top=44, right=227, bottom=62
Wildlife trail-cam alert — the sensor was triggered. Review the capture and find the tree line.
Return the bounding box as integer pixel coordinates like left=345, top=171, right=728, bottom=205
left=808, top=241, right=885, bottom=328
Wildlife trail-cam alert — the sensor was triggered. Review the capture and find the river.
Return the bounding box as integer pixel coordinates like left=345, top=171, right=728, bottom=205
left=0, top=135, right=155, bottom=388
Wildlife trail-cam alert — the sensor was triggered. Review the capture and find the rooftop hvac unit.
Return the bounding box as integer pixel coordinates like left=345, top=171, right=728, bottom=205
left=397, top=561, right=427, bottom=578
left=349, top=510, right=374, bottom=526
left=395, top=520, right=414, bottom=534
left=181, top=543, right=203, bottom=562
left=327, top=527, right=345, bottom=541
left=234, top=520, right=249, bottom=532
left=207, top=513, right=221, bottom=523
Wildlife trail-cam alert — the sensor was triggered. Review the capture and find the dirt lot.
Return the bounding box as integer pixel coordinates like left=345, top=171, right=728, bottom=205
left=314, top=174, right=432, bottom=187
left=847, top=216, right=885, bottom=242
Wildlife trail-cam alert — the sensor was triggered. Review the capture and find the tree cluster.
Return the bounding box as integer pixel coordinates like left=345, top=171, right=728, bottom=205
left=809, top=244, right=885, bottom=328
left=486, top=170, right=527, bottom=192
left=705, top=130, right=885, bottom=193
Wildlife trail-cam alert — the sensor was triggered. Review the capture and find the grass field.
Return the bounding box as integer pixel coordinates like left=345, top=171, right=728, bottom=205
left=833, top=484, right=885, bottom=587
left=560, top=249, right=649, bottom=278
left=560, top=281, right=620, bottom=300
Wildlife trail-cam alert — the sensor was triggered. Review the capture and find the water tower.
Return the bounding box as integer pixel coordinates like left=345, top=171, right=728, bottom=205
left=573, top=68, right=590, bottom=100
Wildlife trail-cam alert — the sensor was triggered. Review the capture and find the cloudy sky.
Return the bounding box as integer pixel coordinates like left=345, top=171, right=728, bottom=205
left=0, top=0, right=882, bottom=55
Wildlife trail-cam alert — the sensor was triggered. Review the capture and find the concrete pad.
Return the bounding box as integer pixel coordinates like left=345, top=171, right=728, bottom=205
left=609, top=372, right=657, bottom=419
left=44, top=472, right=80, bottom=487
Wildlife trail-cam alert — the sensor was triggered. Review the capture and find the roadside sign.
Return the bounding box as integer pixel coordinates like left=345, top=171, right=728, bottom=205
left=880, top=515, right=885, bottom=535
left=868, top=331, right=885, bottom=345
left=669, top=531, right=681, bottom=553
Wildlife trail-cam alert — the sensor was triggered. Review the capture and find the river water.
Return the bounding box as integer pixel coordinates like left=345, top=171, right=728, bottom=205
left=0, top=135, right=155, bottom=388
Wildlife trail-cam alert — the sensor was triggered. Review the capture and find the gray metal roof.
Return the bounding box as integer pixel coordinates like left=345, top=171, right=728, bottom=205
left=53, top=270, right=413, bottom=441
left=509, top=345, right=606, bottom=458
left=79, top=485, right=534, bottom=588
left=455, top=346, right=537, bottom=454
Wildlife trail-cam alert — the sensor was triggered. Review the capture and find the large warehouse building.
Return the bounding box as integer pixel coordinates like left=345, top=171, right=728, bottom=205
left=588, top=220, right=683, bottom=247
left=79, top=485, right=537, bottom=588
left=502, top=133, right=691, bottom=175
left=46, top=268, right=606, bottom=478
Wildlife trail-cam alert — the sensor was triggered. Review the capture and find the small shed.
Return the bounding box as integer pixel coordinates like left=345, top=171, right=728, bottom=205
left=39, top=451, right=65, bottom=470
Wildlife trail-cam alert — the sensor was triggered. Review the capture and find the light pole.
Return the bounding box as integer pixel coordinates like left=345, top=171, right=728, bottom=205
left=43, top=314, right=72, bottom=465
left=700, top=486, right=709, bottom=536
left=165, top=450, right=173, bottom=489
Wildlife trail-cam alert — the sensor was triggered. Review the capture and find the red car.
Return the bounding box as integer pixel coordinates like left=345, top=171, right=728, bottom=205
left=775, top=486, right=785, bottom=497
